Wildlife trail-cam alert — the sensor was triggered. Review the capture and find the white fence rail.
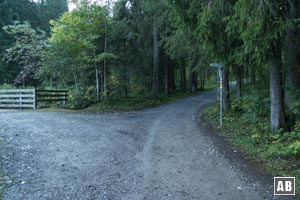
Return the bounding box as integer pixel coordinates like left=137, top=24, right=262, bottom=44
left=0, top=89, right=36, bottom=109
left=0, top=89, right=68, bottom=109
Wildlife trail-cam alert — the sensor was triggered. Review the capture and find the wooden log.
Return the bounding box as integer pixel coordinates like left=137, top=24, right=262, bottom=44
left=36, top=98, right=68, bottom=102
left=0, top=104, right=34, bottom=108
left=36, top=90, right=68, bottom=93
left=0, top=89, right=34, bottom=93
left=36, top=94, right=67, bottom=97
left=0, top=94, right=35, bottom=98
left=0, top=99, right=34, bottom=103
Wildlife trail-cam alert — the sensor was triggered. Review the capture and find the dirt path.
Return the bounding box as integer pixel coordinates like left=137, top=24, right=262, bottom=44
left=0, top=91, right=275, bottom=199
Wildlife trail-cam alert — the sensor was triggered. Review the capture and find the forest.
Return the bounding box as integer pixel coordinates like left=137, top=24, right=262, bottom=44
left=1, top=0, right=300, bottom=193
left=1, top=0, right=300, bottom=134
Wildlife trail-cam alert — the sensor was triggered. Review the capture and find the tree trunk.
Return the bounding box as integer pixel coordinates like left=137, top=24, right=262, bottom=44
left=199, top=67, right=205, bottom=90
left=103, top=22, right=108, bottom=100
left=270, top=60, right=286, bottom=131
left=190, top=71, right=197, bottom=93
left=71, top=66, right=79, bottom=93
left=123, top=41, right=128, bottom=98
left=201, top=67, right=205, bottom=90
left=169, top=60, right=175, bottom=91
left=284, top=0, right=300, bottom=128
left=94, top=52, right=99, bottom=101
left=164, top=54, right=169, bottom=95
left=100, top=64, right=104, bottom=93
left=236, top=64, right=243, bottom=105
left=223, top=67, right=230, bottom=111
left=250, top=68, right=256, bottom=84
left=248, top=55, right=256, bottom=84
left=189, top=53, right=198, bottom=93
left=180, top=59, right=186, bottom=91
left=140, top=49, right=145, bottom=94
left=285, top=31, right=300, bottom=128
left=152, top=17, right=159, bottom=96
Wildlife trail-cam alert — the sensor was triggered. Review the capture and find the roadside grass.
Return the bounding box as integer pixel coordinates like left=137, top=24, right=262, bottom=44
left=203, top=104, right=300, bottom=193
left=39, top=90, right=207, bottom=113
left=0, top=176, right=3, bottom=200
left=0, top=137, right=9, bottom=200
left=0, top=167, right=15, bottom=200
left=0, top=139, right=5, bottom=200
left=0, top=175, right=8, bottom=200
left=0, top=84, right=15, bottom=90
left=83, top=90, right=202, bottom=112
left=36, top=107, right=77, bottom=113
left=0, top=188, right=3, bottom=199
left=0, top=84, right=31, bottom=90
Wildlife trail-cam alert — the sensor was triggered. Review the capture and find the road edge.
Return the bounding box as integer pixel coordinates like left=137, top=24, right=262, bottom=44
left=195, top=104, right=276, bottom=199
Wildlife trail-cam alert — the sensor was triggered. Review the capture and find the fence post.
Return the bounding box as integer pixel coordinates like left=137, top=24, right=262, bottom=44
left=19, top=90, right=22, bottom=110
left=33, top=88, right=36, bottom=110
left=63, top=91, right=66, bottom=106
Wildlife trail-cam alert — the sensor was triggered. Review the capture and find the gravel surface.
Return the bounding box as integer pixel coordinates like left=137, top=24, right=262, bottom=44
left=0, top=91, right=282, bottom=199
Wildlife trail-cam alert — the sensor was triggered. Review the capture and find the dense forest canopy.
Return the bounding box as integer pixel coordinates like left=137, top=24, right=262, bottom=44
left=1, top=0, right=300, bottom=133
left=0, top=0, right=68, bottom=83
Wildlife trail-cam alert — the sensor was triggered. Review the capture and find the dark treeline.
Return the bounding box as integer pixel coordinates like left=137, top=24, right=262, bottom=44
left=0, top=0, right=212, bottom=105
left=1, top=0, right=300, bottom=132
left=0, top=0, right=68, bottom=83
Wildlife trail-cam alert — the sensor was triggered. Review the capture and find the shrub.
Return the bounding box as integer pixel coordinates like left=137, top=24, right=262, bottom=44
left=268, top=122, right=300, bottom=157
left=241, top=87, right=270, bottom=119
left=0, top=84, right=16, bottom=89
left=68, top=90, right=92, bottom=109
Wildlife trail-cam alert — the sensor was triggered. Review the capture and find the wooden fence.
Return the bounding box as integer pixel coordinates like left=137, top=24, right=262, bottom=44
left=36, top=90, right=68, bottom=106
left=0, top=89, right=36, bottom=109
left=0, top=89, right=68, bottom=109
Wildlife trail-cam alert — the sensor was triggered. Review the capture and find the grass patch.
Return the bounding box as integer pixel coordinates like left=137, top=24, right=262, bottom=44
left=83, top=90, right=201, bottom=112
left=36, top=107, right=77, bottom=113
left=38, top=90, right=204, bottom=113
left=203, top=104, right=300, bottom=192
left=0, top=170, right=7, bottom=200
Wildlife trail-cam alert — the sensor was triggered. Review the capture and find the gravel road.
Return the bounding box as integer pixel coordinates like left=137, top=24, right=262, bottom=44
left=0, top=91, right=277, bottom=200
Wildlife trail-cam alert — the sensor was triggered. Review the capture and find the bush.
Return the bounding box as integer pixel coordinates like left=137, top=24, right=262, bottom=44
left=241, top=87, right=270, bottom=119
left=205, top=83, right=300, bottom=189
left=268, top=122, right=300, bottom=157
left=68, top=90, right=92, bottom=109
left=0, top=84, right=16, bottom=89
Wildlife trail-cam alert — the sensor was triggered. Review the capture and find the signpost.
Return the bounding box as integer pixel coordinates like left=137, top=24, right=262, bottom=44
left=210, top=63, right=223, bottom=127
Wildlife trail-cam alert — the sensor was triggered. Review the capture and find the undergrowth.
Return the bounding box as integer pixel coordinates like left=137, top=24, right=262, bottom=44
left=40, top=90, right=205, bottom=112
left=203, top=90, right=300, bottom=193
left=83, top=90, right=201, bottom=112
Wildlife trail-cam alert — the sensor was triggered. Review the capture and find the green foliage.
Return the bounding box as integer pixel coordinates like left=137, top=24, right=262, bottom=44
left=240, top=86, right=270, bottom=119
left=84, top=90, right=198, bottom=112
left=68, top=90, right=92, bottom=109
left=1, top=0, right=217, bottom=101
left=3, top=21, right=47, bottom=86
left=94, top=53, right=117, bottom=62
left=268, top=122, right=300, bottom=157
left=42, top=3, right=108, bottom=93
left=229, top=1, right=286, bottom=66
left=286, top=89, right=300, bottom=115
left=204, top=100, right=300, bottom=183
left=0, top=84, right=16, bottom=90
left=0, top=0, right=67, bottom=85
left=39, top=0, right=68, bottom=32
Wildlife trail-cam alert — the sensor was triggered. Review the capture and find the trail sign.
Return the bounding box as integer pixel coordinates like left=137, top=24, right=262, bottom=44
left=210, top=63, right=223, bottom=127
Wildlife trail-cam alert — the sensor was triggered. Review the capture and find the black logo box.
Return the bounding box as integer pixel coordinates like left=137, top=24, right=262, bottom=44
left=274, top=177, right=295, bottom=196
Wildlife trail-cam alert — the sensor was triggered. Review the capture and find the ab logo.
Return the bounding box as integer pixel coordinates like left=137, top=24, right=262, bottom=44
left=274, top=177, right=295, bottom=196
